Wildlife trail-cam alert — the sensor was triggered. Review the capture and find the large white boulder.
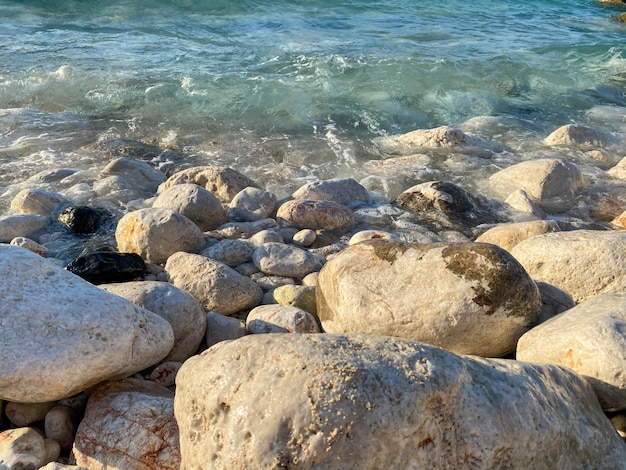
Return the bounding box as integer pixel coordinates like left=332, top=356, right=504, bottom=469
left=0, top=245, right=174, bottom=403
left=317, top=240, right=540, bottom=357
left=510, top=229, right=626, bottom=302
left=174, top=334, right=626, bottom=469
left=517, top=294, right=626, bottom=411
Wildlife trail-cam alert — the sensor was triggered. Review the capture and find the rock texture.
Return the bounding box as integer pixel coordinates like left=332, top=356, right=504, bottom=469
left=0, top=244, right=174, bottom=403
left=153, top=183, right=227, bottom=231
left=510, top=229, right=626, bottom=302
left=276, top=199, right=356, bottom=233
left=10, top=188, right=71, bottom=216
left=517, top=294, right=626, bottom=411
left=316, top=239, right=541, bottom=357
left=158, top=166, right=258, bottom=202
left=174, top=334, right=626, bottom=469
left=474, top=220, right=560, bottom=252
left=374, top=125, right=488, bottom=154
left=252, top=242, right=325, bottom=278
left=72, top=379, right=179, bottom=470
left=0, top=427, right=48, bottom=469
left=246, top=305, right=321, bottom=334
left=544, top=124, right=617, bottom=149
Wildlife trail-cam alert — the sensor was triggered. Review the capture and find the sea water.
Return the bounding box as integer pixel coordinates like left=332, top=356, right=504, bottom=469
left=1, top=0, right=625, bottom=210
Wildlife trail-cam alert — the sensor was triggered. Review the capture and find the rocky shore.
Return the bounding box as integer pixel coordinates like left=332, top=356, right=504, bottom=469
left=1, top=123, right=626, bottom=469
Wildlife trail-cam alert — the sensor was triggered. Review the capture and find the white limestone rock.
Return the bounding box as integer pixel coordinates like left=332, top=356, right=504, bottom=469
left=489, top=158, right=583, bottom=213
left=252, top=242, right=325, bottom=278
left=316, top=239, right=541, bottom=357
left=72, top=378, right=179, bottom=470
left=373, top=125, right=490, bottom=154
left=292, top=178, right=370, bottom=207
left=510, top=229, right=626, bottom=303
left=0, top=244, right=174, bottom=403
left=607, top=155, right=626, bottom=179
left=115, top=207, right=205, bottom=264
left=517, top=294, right=626, bottom=411
left=229, top=187, right=278, bottom=222
left=100, top=281, right=206, bottom=362
left=207, top=218, right=278, bottom=240
left=153, top=183, right=227, bottom=231
left=205, top=312, right=247, bottom=348
left=0, top=214, right=48, bottom=242
left=147, top=361, right=182, bottom=388
left=474, top=220, right=560, bottom=252
left=349, top=230, right=399, bottom=246
left=10, top=188, right=71, bottom=216
left=0, top=427, right=47, bottom=470
left=292, top=228, right=317, bottom=247
left=246, top=305, right=320, bottom=334
left=165, top=251, right=262, bottom=315
left=158, top=165, right=258, bottom=202
left=174, top=334, right=626, bottom=469
left=535, top=281, right=576, bottom=324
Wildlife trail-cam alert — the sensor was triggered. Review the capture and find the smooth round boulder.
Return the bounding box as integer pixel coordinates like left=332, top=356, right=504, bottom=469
left=10, top=188, right=71, bottom=216
left=0, top=427, right=47, bottom=469
left=292, top=178, right=370, bottom=206
left=0, top=214, right=48, bottom=242
left=544, top=124, right=616, bottom=149
left=510, top=229, right=626, bottom=303
left=276, top=199, right=355, bottom=233
left=228, top=187, right=277, bottom=222
left=474, top=220, right=560, bottom=252
left=252, top=242, right=325, bottom=278
left=100, top=157, right=165, bottom=194
left=165, top=251, right=262, bottom=315
left=152, top=183, right=227, bottom=231
left=115, top=208, right=205, bottom=264
left=317, top=239, right=541, bottom=357
left=246, top=305, right=320, bottom=334
left=174, top=334, right=626, bottom=469
left=100, top=281, right=206, bottom=362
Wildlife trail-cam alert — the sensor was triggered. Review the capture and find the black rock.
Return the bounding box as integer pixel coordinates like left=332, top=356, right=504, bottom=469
left=58, top=206, right=102, bottom=234
left=65, top=251, right=146, bottom=285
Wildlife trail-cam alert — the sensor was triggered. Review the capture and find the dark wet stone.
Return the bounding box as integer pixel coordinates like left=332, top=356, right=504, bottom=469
left=58, top=206, right=102, bottom=234
left=95, top=138, right=186, bottom=176
left=65, top=251, right=146, bottom=284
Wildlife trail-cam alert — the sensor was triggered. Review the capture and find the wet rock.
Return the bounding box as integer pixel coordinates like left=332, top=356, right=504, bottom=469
left=362, top=153, right=432, bottom=177
left=374, top=125, right=489, bottom=154
left=544, top=124, right=618, bottom=149
left=228, top=187, right=277, bottom=222
left=607, top=156, right=626, bottom=179
left=65, top=251, right=146, bottom=284
left=292, top=178, right=370, bottom=207
left=205, top=312, right=247, bottom=349
left=276, top=199, right=356, bottom=233
left=489, top=158, right=583, bottom=213
left=576, top=181, right=626, bottom=221
left=72, top=379, right=179, bottom=470
left=100, top=157, right=166, bottom=194
left=10, top=188, right=71, bottom=216
left=200, top=239, right=254, bottom=267
left=115, top=208, right=205, bottom=264
left=273, top=284, right=317, bottom=316
left=152, top=183, right=227, bottom=231
left=394, top=181, right=501, bottom=233
left=510, top=229, right=626, bottom=302
left=246, top=305, right=320, bottom=334
left=504, top=189, right=546, bottom=220
left=316, top=239, right=541, bottom=357
left=0, top=214, right=48, bottom=242
left=57, top=206, right=103, bottom=234
left=44, top=405, right=77, bottom=450
left=474, top=220, right=560, bottom=251
left=0, top=244, right=174, bottom=403
left=100, top=281, right=206, bottom=363
left=0, top=427, right=47, bottom=469
left=10, top=236, right=48, bottom=256
left=252, top=242, right=325, bottom=278
left=174, top=334, right=626, bottom=469
left=165, top=251, right=262, bottom=315
left=5, top=402, right=55, bottom=427
left=158, top=165, right=259, bottom=203
left=517, top=294, right=626, bottom=411
left=95, top=138, right=185, bottom=175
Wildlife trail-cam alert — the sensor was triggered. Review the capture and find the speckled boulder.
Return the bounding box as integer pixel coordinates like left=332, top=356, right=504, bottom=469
left=153, top=183, right=227, bottom=231
left=517, top=294, right=626, bottom=411
left=276, top=199, right=355, bottom=233
left=72, top=379, right=179, bottom=470
left=174, top=334, right=626, bottom=469
left=510, top=229, right=626, bottom=303
left=165, top=251, right=262, bottom=315
left=158, top=166, right=259, bottom=203
left=115, top=208, right=205, bottom=264
left=317, top=239, right=541, bottom=357
left=246, top=305, right=320, bottom=334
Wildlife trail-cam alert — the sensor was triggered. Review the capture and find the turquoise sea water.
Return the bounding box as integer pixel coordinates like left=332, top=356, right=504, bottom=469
left=1, top=0, right=626, bottom=198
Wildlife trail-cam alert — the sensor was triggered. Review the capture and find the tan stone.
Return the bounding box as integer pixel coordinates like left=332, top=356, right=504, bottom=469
left=276, top=199, right=355, bottom=233
left=475, top=220, right=560, bottom=251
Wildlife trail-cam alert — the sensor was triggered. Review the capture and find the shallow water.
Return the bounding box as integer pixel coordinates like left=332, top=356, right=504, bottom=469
left=1, top=0, right=626, bottom=213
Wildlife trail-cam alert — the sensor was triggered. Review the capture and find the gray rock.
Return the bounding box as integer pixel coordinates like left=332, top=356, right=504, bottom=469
left=229, top=187, right=277, bottom=222
left=165, top=251, right=262, bottom=315
left=174, top=334, right=626, bottom=469
left=200, top=239, right=254, bottom=267
left=292, top=178, right=370, bottom=207
left=517, top=294, right=626, bottom=411
left=153, top=183, right=227, bottom=231
left=115, top=208, right=205, bottom=264
left=535, top=281, right=576, bottom=324
left=246, top=305, right=320, bottom=334
left=100, top=157, right=166, bottom=194
left=0, top=244, right=174, bottom=403
left=44, top=405, right=77, bottom=450
left=254, top=275, right=295, bottom=291
left=100, top=281, right=206, bottom=362
left=276, top=199, right=356, bottom=233
left=317, top=240, right=541, bottom=357
left=504, top=189, right=546, bottom=219
left=510, top=229, right=626, bottom=302
left=207, top=218, right=278, bottom=240
left=247, top=229, right=283, bottom=248
left=205, top=312, right=247, bottom=349
left=253, top=242, right=325, bottom=278
left=10, top=188, right=71, bottom=216
left=0, top=214, right=48, bottom=242
left=72, top=379, right=179, bottom=470
left=5, top=402, right=55, bottom=427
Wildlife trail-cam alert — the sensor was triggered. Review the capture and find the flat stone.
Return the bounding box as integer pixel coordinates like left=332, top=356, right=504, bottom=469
left=252, top=242, right=325, bottom=278
left=374, top=125, right=489, bottom=154
left=174, top=334, right=626, bottom=469
left=246, top=305, right=320, bottom=334
left=152, top=183, right=227, bottom=231
left=200, top=239, right=254, bottom=267
left=10, top=236, right=48, bottom=256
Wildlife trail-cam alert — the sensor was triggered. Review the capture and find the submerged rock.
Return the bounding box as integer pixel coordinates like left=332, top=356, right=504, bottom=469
left=58, top=205, right=103, bottom=234
left=65, top=251, right=146, bottom=284
left=10, top=188, right=71, bottom=216
left=174, top=334, right=626, bottom=469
